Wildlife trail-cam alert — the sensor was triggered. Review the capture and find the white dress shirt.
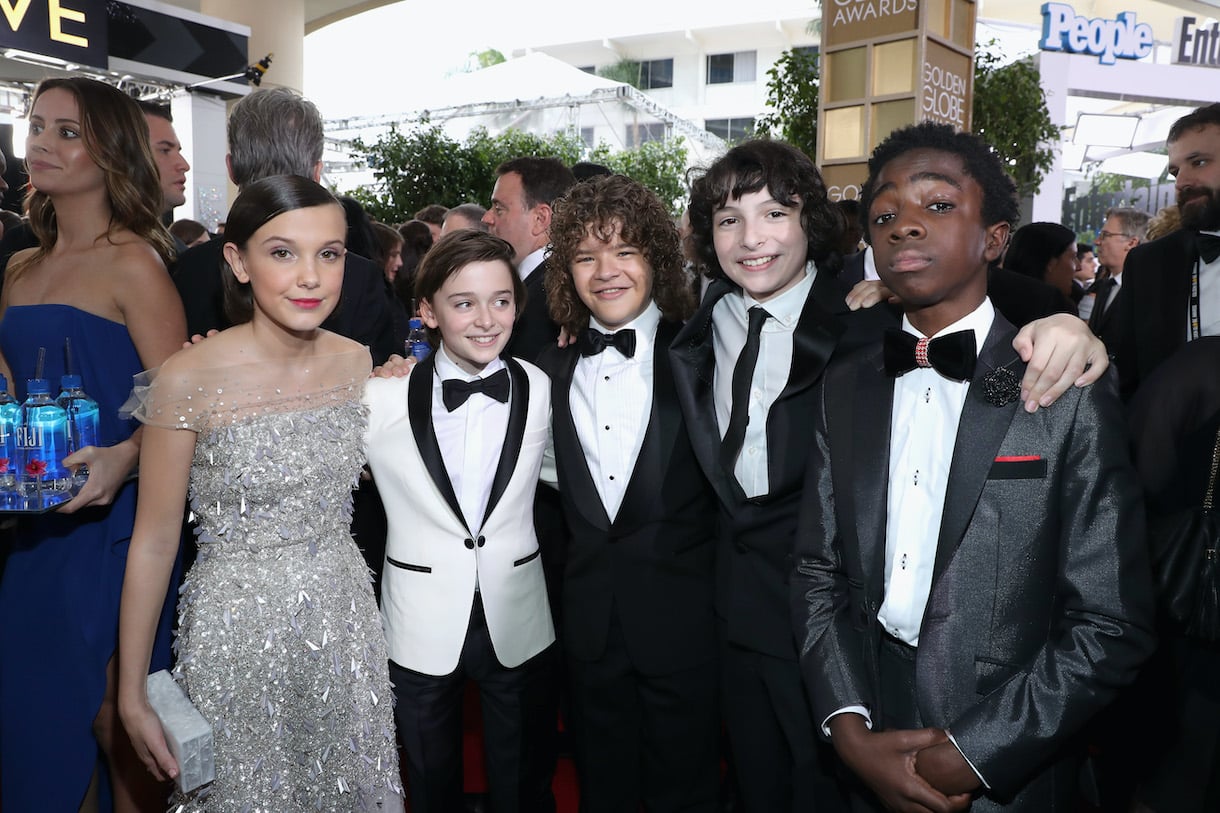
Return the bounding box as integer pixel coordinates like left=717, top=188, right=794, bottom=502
left=431, top=346, right=509, bottom=532
left=712, top=265, right=817, bottom=497
left=878, top=299, right=995, bottom=647
left=519, top=246, right=547, bottom=283
left=1193, top=230, right=1220, bottom=339
left=569, top=303, right=659, bottom=521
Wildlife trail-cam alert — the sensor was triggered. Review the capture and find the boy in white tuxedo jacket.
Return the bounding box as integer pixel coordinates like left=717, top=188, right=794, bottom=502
left=364, top=230, right=557, bottom=813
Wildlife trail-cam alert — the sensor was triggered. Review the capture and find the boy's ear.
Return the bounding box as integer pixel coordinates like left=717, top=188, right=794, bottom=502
left=418, top=297, right=439, bottom=330
left=983, top=222, right=1011, bottom=264
left=222, top=242, right=249, bottom=283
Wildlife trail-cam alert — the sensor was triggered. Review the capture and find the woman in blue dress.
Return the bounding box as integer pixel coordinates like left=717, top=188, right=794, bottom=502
left=0, top=78, right=186, bottom=811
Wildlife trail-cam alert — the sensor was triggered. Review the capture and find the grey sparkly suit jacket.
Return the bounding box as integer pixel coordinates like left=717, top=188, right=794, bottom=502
left=791, top=315, right=1156, bottom=811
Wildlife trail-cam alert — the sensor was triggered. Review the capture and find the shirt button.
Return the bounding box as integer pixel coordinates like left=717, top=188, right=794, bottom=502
left=604, top=425, right=610, bottom=430
left=609, top=475, right=615, bottom=481
left=604, top=376, right=610, bottom=381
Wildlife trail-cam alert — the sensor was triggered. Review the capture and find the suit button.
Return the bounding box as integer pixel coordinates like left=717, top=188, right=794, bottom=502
left=477, top=536, right=486, bottom=548
left=464, top=538, right=475, bottom=550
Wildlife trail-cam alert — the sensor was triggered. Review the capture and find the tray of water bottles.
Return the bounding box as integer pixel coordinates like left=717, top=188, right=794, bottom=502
left=0, top=361, right=99, bottom=514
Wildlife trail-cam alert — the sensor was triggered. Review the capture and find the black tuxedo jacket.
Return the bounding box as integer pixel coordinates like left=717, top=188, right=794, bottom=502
left=506, top=262, right=560, bottom=363
left=669, top=272, right=894, bottom=660
left=840, top=251, right=1075, bottom=327
left=171, top=238, right=398, bottom=365
left=537, top=319, right=717, bottom=675
left=792, top=317, right=1155, bottom=810
left=1112, top=228, right=1198, bottom=399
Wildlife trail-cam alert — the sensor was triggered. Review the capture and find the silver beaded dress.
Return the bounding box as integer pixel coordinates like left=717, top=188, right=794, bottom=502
left=131, top=348, right=403, bottom=812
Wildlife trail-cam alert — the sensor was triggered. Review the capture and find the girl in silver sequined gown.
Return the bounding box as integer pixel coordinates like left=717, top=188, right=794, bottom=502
left=117, top=176, right=403, bottom=812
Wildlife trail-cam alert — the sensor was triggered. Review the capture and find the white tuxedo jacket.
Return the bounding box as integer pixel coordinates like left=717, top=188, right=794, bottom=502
left=364, top=355, right=555, bottom=675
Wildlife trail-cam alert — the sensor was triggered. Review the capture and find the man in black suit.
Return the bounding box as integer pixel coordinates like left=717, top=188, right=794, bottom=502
left=671, top=140, right=1111, bottom=813
left=482, top=156, right=576, bottom=362
left=1112, top=103, right=1220, bottom=400
left=537, top=175, right=719, bottom=812
left=171, top=88, right=396, bottom=365
left=1088, top=206, right=1149, bottom=358
left=793, top=120, right=1153, bottom=813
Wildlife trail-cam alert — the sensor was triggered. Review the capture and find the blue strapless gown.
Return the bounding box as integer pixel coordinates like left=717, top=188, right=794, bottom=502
left=0, top=305, right=178, bottom=812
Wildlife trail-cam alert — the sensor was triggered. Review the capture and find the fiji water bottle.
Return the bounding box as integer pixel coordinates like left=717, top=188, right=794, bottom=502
left=58, top=374, right=100, bottom=488
left=17, top=378, right=72, bottom=508
left=406, top=317, right=431, bottom=361
left=0, top=375, right=19, bottom=507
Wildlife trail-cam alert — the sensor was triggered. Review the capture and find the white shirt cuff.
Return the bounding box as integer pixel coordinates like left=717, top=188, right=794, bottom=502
left=822, top=706, right=872, bottom=737
left=945, top=729, right=990, bottom=789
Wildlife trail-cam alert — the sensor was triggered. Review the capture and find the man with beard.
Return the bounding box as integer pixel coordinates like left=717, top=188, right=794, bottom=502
left=1112, top=103, right=1220, bottom=400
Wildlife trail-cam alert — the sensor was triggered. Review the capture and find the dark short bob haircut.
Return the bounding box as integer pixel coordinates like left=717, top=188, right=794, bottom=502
left=221, top=175, right=342, bottom=324
left=546, top=174, right=694, bottom=335
left=1003, top=222, right=1077, bottom=283
left=686, top=139, right=845, bottom=282
left=413, top=230, right=525, bottom=348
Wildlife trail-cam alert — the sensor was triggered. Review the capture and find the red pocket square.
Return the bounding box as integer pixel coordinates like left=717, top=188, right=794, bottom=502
left=994, top=454, right=1042, bottom=462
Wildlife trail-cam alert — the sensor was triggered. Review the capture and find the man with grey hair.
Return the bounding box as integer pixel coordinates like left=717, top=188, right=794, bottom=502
left=1088, top=205, right=1150, bottom=354
left=172, top=87, right=396, bottom=363
left=441, top=203, right=488, bottom=235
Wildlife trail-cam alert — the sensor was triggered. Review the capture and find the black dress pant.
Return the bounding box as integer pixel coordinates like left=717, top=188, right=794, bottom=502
left=390, top=593, right=557, bottom=813
left=567, top=612, right=719, bottom=813
left=719, top=622, right=848, bottom=813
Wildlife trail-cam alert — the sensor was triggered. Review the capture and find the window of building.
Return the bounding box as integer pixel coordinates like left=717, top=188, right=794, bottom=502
left=580, top=127, right=596, bottom=148
left=625, top=122, right=667, bottom=147
left=705, top=117, right=756, bottom=141
left=639, top=58, right=674, bottom=89
left=707, top=51, right=756, bottom=84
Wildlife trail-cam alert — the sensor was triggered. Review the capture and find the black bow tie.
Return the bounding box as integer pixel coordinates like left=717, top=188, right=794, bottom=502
left=1199, top=233, right=1220, bottom=264
left=883, top=329, right=977, bottom=382
left=441, top=368, right=510, bottom=411
left=578, top=328, right=636, bottom=358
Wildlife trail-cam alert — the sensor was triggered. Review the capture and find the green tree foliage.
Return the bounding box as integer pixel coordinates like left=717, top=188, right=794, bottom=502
left=348, top=124, right=688, bottom=222
left=467, top=48, right=506, bottom=71
left=597, top=59, right=644, bottom=89
left=757, top=40, right=1061, bottom=196
left=754, top=47, right=820, bottom=159
left=972, top=46, right=1061, bottom=197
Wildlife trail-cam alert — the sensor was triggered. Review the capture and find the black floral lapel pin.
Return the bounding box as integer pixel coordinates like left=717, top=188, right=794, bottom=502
left=982, top=359, right=1021, bottom=407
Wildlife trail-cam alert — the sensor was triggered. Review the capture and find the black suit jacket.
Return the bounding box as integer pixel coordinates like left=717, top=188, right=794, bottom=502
left=669, top=272, right=894, bottom=660
left=171, top=238, right=398, bottom=365
left=792, top=318, right=1155, bottom=809
left=537, top=319, right=717, bottom=675
left=1112, top=228, right=1198, bottom=400
left=840, top=251, right=1075, bottom=327
left=506, top=261, right=560, bottom=363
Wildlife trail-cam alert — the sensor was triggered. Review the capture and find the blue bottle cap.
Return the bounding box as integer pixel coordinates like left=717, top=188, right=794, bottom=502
left=61, top=374, right=82, bottom=389
left=26, top=378, right=49, bottom=395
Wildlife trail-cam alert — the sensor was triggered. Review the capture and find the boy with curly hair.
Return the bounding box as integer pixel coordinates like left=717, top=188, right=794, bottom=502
left=538, top=174, right=720, bottom=812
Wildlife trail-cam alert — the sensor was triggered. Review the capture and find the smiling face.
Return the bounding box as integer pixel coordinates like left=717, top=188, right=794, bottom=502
left=1170, top=123, right=1220, bottom=231
left=223, top=203, right=347, bottom=340
left=711, top=188, right=808, bottom=302
left=868, top=148, right=1008, bottom=335
left=571, top=220, right=654, bottom=331
left=419, top=259, right=517, bottom=375
left=24, top=87, right=104, bottom=197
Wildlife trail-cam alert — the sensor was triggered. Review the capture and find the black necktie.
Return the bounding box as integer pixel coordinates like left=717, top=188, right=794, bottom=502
left=1089, top=277, right=1117, bottom=327
left=1199, top=233, right=1220, bottom=264
left=441, top=368, right=510, bottom=412
left=883, top=329, right=977, bottom=382
left=579, top=328, right=636, bottom=358
left=721, top=306, right=771, bottom=473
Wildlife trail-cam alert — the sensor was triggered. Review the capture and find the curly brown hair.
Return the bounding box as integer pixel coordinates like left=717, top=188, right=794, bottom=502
left=10, top=78, right=174, bottom=283
left=546, top=174, right=694, bottom=335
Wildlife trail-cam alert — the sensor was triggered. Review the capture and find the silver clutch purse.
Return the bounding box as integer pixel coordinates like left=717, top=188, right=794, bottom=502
left=145, top=670, right=215, bottom=793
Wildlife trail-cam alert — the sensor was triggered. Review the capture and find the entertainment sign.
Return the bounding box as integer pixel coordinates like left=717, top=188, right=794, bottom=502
left=1039, top=3, right=1153, bottom=65
left=1173, top=17, right=1220, bottom=68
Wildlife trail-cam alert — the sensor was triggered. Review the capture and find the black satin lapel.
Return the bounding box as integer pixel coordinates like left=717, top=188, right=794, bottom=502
left=408, top=355, right=467, bottom=533
left=852, top=350, right=894, bottom=597
left=482, top=359, right=529, bottom=527
left=553, top=348, right=611, bottom=530
left=931, top=324, right=1023, bottom=586
left=614, top=320, right=682, bottom=533
left=778, top=273, right=847, bottom=401
left=671, top=280, right=738, bottom=507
